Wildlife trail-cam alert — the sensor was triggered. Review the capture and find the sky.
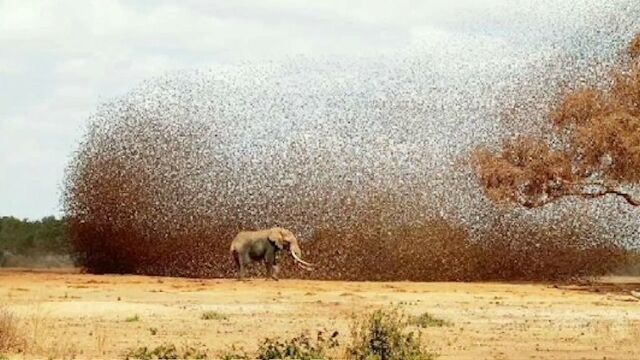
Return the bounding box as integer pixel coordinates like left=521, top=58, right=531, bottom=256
left=0, top=0, right=636, bottom=219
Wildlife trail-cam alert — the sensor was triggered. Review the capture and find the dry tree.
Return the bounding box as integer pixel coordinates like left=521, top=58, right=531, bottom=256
left=474, top=34, right=640, bottom=210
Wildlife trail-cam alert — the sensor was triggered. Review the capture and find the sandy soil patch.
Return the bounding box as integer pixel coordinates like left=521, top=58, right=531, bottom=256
left=0, top=269, right=638, bottom=359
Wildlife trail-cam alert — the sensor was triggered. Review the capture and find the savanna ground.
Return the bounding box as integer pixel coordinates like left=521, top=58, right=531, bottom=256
left=1, top=268, right=639, bottom=359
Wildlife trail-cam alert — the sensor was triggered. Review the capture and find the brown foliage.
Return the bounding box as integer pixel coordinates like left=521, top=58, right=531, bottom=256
left=612, top=63, right=640, bottom=117
left=474, top=137, right=573, bottom=207
left=550, top=88, right=607, bottom=127
left=474, top=35, right=640, bottom=208
left=573, top=111, right=640, bottom=182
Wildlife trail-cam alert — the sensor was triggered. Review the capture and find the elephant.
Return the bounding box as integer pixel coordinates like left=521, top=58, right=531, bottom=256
left=229, top=227, right=314, bottom=280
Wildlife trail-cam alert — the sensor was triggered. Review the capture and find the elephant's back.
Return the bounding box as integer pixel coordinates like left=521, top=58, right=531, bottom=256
left=237, top=230, right=269, bottom=240
left=230, top=230, right=269, bottom=250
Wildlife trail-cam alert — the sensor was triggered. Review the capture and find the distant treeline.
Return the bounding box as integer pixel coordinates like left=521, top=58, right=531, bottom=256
left=0, top=216, right=70, bottom=257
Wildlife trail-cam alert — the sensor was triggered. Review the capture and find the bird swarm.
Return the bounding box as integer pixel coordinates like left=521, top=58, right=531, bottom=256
left=64, top=3, right=639, bottom=280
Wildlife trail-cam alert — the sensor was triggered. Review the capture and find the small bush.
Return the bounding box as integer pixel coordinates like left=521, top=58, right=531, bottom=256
left=181, top=346, right=207, bottom=360
left=0, top=307, right=25, bottom=353
left=125, top=344, right=176, bottom=360
left=411, top=313, right=449, bottom=328
left=124, top=343, right=206, bottom=359
left=125, top=315, right=140, bottom=322
left=200, top=311, right=227, bottom=321
left=255, top=330, right=339, bottom=360
left=346, top=308, right=435, bottom=360
left=219, top=346, right=251, bottom=360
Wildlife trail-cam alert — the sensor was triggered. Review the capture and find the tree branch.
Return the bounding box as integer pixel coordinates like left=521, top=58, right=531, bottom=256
left=585, top=188, right=640, bottom=206
left=521, top=184, right=640, bottom=208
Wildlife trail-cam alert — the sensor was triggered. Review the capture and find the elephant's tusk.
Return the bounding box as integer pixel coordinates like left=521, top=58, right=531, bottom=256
left=290, top=249, right=314, bottom=267
left=296, top=262, right=313, bottom=271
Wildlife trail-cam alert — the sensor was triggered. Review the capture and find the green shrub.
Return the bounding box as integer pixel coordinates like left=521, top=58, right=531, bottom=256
left=124, top=343, right=206, bottom=359
left=201, top=311, right=227, bottom=321
left=125, top=314, right=140, bottom=322
left=220, top=354, right=250, bottom=360
left=411, top=312, right=449, bottom=328
left=219, top=345, right=251, bottom=360
left=346, top=308, right=435, bottom=360
left=255, top=330, right=339, bottom=360
left=124, top=344, right=175, bottom=360
left=181, top=346, right=207, bottom=359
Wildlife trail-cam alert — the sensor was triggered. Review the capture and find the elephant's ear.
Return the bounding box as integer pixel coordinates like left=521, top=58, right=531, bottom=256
left=268, top=230, right=285, bottom=249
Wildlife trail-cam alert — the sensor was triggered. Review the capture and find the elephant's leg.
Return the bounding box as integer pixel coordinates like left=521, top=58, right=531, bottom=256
left=237, top=260, right=245, bottom=280
left=264, top=250, right=278, bottom=281
left=265, top=261, right=274, bottom=279
left=238, top=253, right=251, bottom=280
left=231, top=250, right=242, bottom=279
left=238, top=262, right=246, bottom=280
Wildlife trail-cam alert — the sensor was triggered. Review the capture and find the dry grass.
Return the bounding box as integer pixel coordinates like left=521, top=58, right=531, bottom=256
left=0, top=307, right=25, bottom=354
left=2, top=270, right=640, bottom=359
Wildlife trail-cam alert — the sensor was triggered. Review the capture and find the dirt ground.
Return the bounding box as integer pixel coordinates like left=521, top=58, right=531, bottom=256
left=1, top=268, right=639, bottom=359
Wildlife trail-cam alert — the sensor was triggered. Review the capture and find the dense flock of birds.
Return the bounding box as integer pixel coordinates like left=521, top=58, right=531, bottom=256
left=64, top=1, right=640, bottom=279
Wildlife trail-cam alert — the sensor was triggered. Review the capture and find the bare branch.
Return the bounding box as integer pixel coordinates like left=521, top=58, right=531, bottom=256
left=521, top=184, right=640, bottom=208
